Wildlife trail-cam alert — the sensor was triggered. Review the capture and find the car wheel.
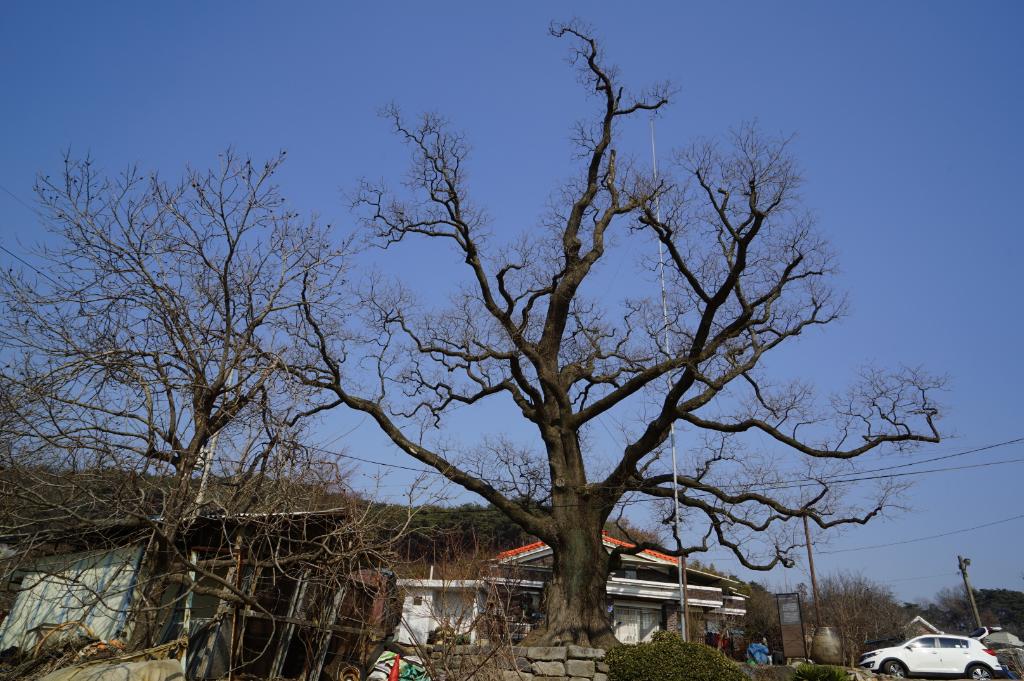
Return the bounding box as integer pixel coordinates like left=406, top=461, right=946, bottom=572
left=966, top=664, right=993, bottom=680
left=882, top=660, right=908, bottom=677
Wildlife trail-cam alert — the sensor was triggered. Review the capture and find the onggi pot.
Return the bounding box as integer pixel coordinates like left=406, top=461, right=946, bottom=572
left=810, top=626, right=843, bottom=665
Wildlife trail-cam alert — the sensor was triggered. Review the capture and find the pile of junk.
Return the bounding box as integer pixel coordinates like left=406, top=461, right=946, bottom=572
left=973, top=627, right=1024, bottom=679
left=0, top=510, right=432, bottom=681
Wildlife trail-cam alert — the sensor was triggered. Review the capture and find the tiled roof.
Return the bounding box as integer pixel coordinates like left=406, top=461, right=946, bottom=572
left=495, top=532, right=677, bottom=565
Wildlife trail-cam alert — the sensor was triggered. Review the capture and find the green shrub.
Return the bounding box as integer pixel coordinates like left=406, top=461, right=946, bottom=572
left=606, top=630, right=747, bottom=681
left=790, top=663, right=848, bottom=681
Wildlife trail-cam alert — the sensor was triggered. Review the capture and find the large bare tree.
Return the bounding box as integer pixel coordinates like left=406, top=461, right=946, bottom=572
left=292, top=23, right=942, bottom=647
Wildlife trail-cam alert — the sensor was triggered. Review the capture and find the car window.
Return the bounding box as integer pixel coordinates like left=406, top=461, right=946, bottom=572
left=911, top=637, right=937, bottom=648
left=939, top=637, right=968, bottom=649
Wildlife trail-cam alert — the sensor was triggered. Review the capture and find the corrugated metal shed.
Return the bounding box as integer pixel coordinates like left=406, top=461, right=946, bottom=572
left=0, top=544, right=144, bottom=650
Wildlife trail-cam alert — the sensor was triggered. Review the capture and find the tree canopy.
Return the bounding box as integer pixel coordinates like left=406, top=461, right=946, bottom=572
left=286, top=22, right=943, bottom=644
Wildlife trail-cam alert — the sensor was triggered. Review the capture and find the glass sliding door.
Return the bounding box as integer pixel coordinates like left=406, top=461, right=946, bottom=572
left=613, top=605, right=660, bottom=643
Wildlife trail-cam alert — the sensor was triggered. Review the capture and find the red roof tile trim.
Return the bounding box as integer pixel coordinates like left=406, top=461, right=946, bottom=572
left=495, top=540, right=547, bottom=560
left=599, top=532, right=678, bottom=564
left=495, top=532, right=678, bottom=565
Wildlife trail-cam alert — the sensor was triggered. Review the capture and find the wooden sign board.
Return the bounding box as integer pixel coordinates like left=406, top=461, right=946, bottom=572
left=776, top=592, right=807, bottom=659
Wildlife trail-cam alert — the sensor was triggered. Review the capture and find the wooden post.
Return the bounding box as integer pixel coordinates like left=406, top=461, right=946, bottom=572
left=181, top=550, right=196, bottom=671
left=228, top=535, right=245, bottom=681
left=194, top=534, right=245, bottom=679
left=958, top=555, right=983, bottom=629
left=304, top=582, right=348, bottom=681
left=803, top=515, right=822, bottom=629
left=269, top=570, right=309, bottom=678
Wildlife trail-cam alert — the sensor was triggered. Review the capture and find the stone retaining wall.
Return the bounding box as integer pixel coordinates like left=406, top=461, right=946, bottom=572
left=423, top=647, right=956, bottom=681
left=423, top=644, right=608, bottom=681
left=741, top=664, right=980, bottom=681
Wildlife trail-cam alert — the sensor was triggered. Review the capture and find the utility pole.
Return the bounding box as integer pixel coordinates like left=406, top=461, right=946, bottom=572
left=958, top=555, right=983, bottom=628
left=803, top=515, right=822, bottom=629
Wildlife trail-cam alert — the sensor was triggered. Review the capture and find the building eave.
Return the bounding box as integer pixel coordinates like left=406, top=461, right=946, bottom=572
left=397, top=579, right=484, bottom=590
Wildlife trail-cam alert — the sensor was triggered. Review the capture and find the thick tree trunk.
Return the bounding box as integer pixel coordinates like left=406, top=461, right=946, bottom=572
left=524, top=516, right=618, bottom=648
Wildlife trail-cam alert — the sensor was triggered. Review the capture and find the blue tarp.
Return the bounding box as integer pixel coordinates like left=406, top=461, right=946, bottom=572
left=746, top=642, right=770, bottom=665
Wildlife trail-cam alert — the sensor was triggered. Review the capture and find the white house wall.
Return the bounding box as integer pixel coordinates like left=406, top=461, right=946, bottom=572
left=396, top=582, right=482, bottom=646
left=397, top=578, right=745, bottom=647
left=397, top=587, right=434, bottom=645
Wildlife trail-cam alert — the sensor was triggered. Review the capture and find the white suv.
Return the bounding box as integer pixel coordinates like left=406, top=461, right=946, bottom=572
left=858, top=634, right=1004, bottom=679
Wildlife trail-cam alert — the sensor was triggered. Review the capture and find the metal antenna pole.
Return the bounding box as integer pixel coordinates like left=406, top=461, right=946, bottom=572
left=194, top=368, right=237, bottom=511
left=650, top=118, right=688, bottom=640
left=194, top=426, right=222, bottom=511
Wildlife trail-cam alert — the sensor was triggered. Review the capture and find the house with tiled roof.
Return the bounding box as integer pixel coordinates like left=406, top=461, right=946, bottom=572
left=397, top=532, right=747, bottom=646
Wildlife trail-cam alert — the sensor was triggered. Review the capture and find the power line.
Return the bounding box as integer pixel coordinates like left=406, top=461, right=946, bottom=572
left=326, top=449, right=446, bottom=477
left=0, top=244, right=62, bottom=288
left=637, top=438, right=1024, bottom=493
left=326, top=450, right=1024, bottom=515
left=318, top=435, right=1024, bottom=493
left=819, top=513, right=1024, bottom=555
left=0, top=182, right=42, bottom=216
left=323, top=446, right=1024, bottom=570
left=0, top=182, right=64, bottom=288
left=4, top=172, right=1021, bottom=497
left=743, top=456, right=1024, bottom=494
left=3, top=176, right=1020, bottom=499
left=879, top=572, right=959, bottom=586
left=734, top=437, right=1024, bottom=493
left=317, top=443, right=1024, bottom=495
left=856, top=436, right=1024, bottom=472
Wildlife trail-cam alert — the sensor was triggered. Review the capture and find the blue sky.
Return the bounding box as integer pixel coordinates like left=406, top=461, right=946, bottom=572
left=1, top=1, right=1022, bottom=603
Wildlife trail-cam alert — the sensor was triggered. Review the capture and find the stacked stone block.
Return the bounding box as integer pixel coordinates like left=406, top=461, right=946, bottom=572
left=425, top=643, right=609, bottom=681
